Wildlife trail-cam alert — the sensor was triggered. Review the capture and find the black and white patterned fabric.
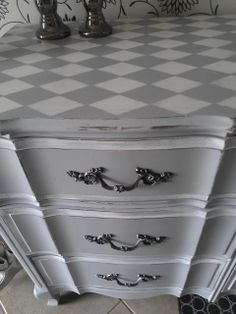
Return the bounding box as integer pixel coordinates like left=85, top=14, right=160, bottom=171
left=179, top=294, right=236, bottom=314
left=1, top=1, right=236, bottom=37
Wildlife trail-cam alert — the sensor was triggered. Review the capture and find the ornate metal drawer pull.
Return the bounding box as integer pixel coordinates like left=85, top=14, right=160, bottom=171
left=85, top=234, right=167, bottom=252
left=67, top=167, right=173, bottom=193
left=97, top=273, right=161, bottom=287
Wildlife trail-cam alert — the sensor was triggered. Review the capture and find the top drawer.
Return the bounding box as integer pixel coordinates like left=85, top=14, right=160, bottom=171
left=16, top=138, right=222, bottom=204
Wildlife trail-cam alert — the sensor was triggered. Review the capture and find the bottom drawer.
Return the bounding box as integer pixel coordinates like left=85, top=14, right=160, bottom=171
left=33, top=255, right=190, bottom=298
left=68, top=259, right=189, bottom=290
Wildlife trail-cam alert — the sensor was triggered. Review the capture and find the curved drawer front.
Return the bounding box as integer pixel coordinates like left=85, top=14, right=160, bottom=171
left=195, top=215, right=236, bottom=258
left=33, top=255, right=189, bottom=292
left=17, top=145, right=221, bottom=203
left=9, top=213, right=204, bottom=257
left=45, top=215, right=204, bottom=258
left=68, top=260, right=189, bottom=290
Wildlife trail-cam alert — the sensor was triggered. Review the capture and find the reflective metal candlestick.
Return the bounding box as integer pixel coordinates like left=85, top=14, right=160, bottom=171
left=79, top=0, right=112, bottom=38
left=35, top=0, right=71, bottom=40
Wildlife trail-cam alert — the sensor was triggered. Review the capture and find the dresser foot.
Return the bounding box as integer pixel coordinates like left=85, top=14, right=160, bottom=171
left=34, top=285, right=59, bottom=306
left=47, top=298, right=59, bottom=306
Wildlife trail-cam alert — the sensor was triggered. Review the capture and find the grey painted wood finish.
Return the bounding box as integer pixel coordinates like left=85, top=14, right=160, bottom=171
left=212, top=149, right=236, bottom=197
left=32, top=255, right=189, bottom=299
left=184, top=261, right=228, bottom=299
left=195, top=215, right=236, bottom=258
left=16, top=146, right=221, bottom=204
left=0, top=139, right=35, bottom=206
left=11, top=213, right=204, bottom=258
left=0, top=116, right=235, bottom=304
left=222, top=265, right=236, bottom=294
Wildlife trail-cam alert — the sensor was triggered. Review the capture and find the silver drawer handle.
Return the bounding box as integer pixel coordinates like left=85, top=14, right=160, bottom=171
left=67, top=167, right=173, bottom=193
left=84, top=234, right=167, bottom=252
left=97, top=273, right=161, bottom=287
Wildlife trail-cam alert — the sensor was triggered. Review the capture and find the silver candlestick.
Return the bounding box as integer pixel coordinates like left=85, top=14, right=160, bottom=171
left=79, top=0, right=112, bottom=38
left=35, top=0, right=71, bottom=40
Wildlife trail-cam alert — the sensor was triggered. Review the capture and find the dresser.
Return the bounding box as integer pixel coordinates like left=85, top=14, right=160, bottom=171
left=0, top=17, right=236, bottom=306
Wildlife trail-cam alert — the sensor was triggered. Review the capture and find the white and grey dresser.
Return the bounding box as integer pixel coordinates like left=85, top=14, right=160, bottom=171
left=0, top=16, right=236, bottom=305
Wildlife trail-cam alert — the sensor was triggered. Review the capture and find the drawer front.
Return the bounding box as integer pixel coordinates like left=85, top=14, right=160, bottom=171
left=196, top=215, right=236, bottom=258
left=33, top=256, right=189, bottom=291
left=10, top=213, right=204, bottom=258
left=68, top=260, right=189, bottom=290
left=46, top=215, right=203, bottom=258
left=17, top=147, right=221, bottom=202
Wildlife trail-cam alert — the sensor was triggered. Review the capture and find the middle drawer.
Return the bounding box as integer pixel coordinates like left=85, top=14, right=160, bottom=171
left=46, top=215, right=204, bottom=258
left=11, top=213, right=204, bottom=257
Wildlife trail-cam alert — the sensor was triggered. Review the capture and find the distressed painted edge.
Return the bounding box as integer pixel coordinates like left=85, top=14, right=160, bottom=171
left=13, top=136, right=226, bottom=151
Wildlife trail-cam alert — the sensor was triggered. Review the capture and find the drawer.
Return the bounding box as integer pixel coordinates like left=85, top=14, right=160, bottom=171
left=16, top=142, right=221, bottom=203
left=33, top=255, right=189, bottom=293
left=11, top=212, right=204, bottom=257
left=45, top=214, right=204, bottom=258
left=68, top=260, right=189, bottom=291
left=195, top=215, right=236, bottom=258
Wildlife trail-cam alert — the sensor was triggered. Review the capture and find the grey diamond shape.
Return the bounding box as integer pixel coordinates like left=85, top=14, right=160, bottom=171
left=99, top=63, right=143, bottom=76
left=153, top=76, right=201, bottom=93
left=213, top=75, right=236, bottom=91
left=29, top=97, right=83, bottom=116
left=7, top=87, right=56, bottom=106
left=219, top=96, right=236, bottom=109
left=91, top=95, right=147, bottom=115
left=0, top=79, right=33, bottom=96
left=14, top=53, right=51, bottom=64
left=154, top=94, right=211, bottom=114
left=124, top=85, right=175, bottom=104
left=96, top=77, right=145, bottom=93
left=64, top=86, right=115, bottom=105
left=41, top=79, right=87, bottom=95
left=73, top=70, right=117, bottom=85
left=185, top=84, right=236, bottom=102
left=0, top=97, right=22, bottom=114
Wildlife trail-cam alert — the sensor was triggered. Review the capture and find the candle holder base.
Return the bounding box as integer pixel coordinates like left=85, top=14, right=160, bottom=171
left=36, top=14, right=71, bottom=40
left=79, top=12, right=112, bottom=38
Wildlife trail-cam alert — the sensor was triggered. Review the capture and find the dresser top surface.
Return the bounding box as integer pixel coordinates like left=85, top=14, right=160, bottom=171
left=1, top=15, right=236, bottom=120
